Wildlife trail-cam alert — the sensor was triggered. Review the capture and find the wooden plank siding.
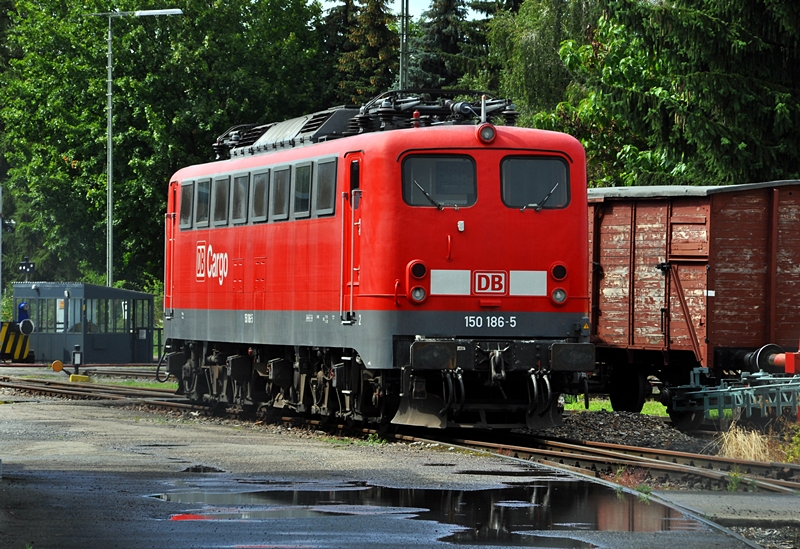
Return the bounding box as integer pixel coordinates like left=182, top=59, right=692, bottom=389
left=775, top=188, right=800, bottom=348
left=709, top=191, right=770, bottom=350
left=590, top=181, right=800, bottom=377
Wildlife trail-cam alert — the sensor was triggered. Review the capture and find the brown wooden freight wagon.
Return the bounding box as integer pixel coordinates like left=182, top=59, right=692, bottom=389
left=587, top=181, right=800, bottom=418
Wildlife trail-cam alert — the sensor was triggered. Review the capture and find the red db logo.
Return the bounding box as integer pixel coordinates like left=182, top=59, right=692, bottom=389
left=474, top=271, right=506, bottom=294
left=196, top=241, right=206, bottom=281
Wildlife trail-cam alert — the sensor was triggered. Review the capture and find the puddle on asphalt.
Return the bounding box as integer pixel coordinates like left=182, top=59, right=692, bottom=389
left=150, top=470, right=706, bottom=547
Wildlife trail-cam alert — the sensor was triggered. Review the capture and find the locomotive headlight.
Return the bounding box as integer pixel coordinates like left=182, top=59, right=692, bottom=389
left=476, top=123, right=496, bottom=144
left=410, top=261, right=427, bottom=279
left=551, top=288, right=568, bottom=305
left=551, top=264, right=567, bottom=280
left=410, top=286, right=427, bottom=303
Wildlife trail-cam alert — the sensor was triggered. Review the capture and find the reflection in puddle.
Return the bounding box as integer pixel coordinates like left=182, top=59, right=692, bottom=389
left=152, top=473, right=706, bottom=547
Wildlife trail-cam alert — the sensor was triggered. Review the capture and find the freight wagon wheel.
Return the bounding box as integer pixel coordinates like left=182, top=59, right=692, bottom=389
left=667, top=408, right=705, bottom=432
left=609, top=367, right=647, bottom=413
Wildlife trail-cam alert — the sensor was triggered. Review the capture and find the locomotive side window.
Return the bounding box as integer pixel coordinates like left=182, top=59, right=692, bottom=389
left=501, top=157, right=569, bottom=210
left=231, top=174, right=249, bottom=224
left=251, top=170, right=270, bottom=223
left=179, top=182, right=194, bottom=229
left=195, top=178, right=211, bottom=227
left=315, top=159, right=337, bottom=216
left=293, top=163, right=312, bottom=218
left=402, top=155, right=476, bottom=207
left=212, top=176, right=230, bottom=226
left=272, top=167, right=291, bottom=221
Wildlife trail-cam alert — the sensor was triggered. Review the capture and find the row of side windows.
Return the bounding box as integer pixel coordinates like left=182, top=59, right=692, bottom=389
left=179, top=157, right=338, bottom=230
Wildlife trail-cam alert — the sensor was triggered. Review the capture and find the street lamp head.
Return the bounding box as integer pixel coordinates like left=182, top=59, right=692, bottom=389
left=85, top=8, right=183, bottom=18
left=133, top=9, right=183, bottom=16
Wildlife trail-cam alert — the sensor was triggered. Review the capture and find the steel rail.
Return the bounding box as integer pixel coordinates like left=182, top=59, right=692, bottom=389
left=0, top=377, right=206, bottom=412
left=427, top=435, right=800, bottom=494
left=574, top=438, right=800, bottom=483
left=1, top=377, right=177, bottom=398
left=272, top=417, right=800, bottom=493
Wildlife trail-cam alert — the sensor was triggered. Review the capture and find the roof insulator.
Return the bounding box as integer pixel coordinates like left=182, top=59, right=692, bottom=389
left=503, top=103, right=519, bottom=127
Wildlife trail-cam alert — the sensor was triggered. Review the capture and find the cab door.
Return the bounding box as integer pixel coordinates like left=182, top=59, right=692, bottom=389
left=164, top=182, right=179, bottom=318
left=341, top=153, right=363, bottom=323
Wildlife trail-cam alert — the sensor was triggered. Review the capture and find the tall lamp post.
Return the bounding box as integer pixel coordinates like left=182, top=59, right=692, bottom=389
left=87, top=8, right=183, bottom=287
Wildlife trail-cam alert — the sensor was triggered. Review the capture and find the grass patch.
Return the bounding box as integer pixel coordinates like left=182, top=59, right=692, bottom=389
left=92, top=379, right=178, bottom=391
left=707, top=408, right=734, bottom=419
left=564, top=396, right=668, bottom=417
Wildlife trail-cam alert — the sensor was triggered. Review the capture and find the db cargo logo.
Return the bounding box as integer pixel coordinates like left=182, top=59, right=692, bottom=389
left=196, top=241, right=229, bottom=286
left=474, top=271, right=507, bottom=294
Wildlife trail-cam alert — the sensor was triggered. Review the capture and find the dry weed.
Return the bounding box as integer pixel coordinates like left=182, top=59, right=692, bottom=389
left=717, top=423, right=786, bottom=463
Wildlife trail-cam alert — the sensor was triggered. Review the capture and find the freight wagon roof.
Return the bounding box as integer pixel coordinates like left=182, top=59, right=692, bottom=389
left=588, top=180, right=800, bottom=200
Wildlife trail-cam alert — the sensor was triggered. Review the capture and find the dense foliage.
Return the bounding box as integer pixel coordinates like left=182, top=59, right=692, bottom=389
left=0, top=0, right=327, bottom=290
left=531, top=0, right=800, bottom=186
left=1, top=0, right=799, bottom=290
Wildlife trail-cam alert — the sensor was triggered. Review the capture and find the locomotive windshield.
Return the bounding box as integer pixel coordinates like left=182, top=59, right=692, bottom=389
left=402, top=155, right=476, bottom=207
left=501, top=157, right=569, bottom=210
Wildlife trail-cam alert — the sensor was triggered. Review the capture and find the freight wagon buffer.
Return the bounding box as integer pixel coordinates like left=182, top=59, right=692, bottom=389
left=589, top=182, right=800, bottom=429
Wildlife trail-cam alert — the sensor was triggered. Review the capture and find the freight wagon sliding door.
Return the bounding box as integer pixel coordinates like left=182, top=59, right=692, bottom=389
left=592, top=201, right=669, bottom=348
left=340, top=153, right=363, bottom=323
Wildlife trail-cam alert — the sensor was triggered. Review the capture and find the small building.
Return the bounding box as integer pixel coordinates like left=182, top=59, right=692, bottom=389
left=12, top=282, right=155, bottom=364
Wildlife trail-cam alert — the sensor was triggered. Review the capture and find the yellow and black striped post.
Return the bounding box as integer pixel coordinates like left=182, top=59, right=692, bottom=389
left=0, top=322, right=31, bottom=362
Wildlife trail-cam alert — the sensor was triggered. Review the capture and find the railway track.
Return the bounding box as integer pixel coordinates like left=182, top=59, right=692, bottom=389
left=5, top=374, right=799, bottom=495
left=0, top=376, right=203, bottom=412
left=414, top=432, right=800, bottom=494
left=0, top=363, right=170, bottom=380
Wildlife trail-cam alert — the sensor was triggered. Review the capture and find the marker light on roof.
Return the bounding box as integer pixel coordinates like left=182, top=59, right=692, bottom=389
left=476, top=123, right=496, bottom=144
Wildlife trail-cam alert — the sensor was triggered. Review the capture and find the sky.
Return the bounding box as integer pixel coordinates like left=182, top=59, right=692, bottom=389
left=322, top=0, right=431, bottom=19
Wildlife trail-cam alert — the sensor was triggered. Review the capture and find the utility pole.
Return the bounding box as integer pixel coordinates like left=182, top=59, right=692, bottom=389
left=399, top=0, right=409, bottom=89
left=85, top=8, right=183, bottom=286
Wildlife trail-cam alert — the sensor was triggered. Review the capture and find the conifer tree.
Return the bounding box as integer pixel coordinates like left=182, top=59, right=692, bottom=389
left=323, top=0, right=359, bottom=104
left=338, top=0, right=399, bottom=103
left=409, top=0, right=468, bottom=89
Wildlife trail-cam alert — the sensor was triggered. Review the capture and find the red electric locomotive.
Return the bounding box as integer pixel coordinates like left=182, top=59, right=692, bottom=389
left=163, top=91, right=594, bottom=429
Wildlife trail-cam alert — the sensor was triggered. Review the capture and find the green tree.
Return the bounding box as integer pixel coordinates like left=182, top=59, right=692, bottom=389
left=458, top=0, right=524, bottom=93
left=338, top=0, right=399, bottom=103
left=487, top=0, right=600, bottom=118
left=0, top=0, right=328, bottom=289
left=547, top=0, right=800, bottom=186
left=323, top=0, right=360, bottom=103
left=409, top=0, right=469, bottom=89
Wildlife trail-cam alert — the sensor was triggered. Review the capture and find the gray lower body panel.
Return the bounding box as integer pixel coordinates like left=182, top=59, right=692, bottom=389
left=166, top=308, right=588, bottom=369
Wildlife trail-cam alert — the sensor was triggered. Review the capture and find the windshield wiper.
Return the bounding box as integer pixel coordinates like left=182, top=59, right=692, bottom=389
left=414, top=180, right=443, bottom=210
left=520, top=182, right=559, bottom=212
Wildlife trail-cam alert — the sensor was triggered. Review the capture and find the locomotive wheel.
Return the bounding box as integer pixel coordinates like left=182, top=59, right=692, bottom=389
left=667, top=408, right=705, bottom=432
left=609, top=367, right=647, bottom=413
left=182, top=367, right=208, bottom=402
